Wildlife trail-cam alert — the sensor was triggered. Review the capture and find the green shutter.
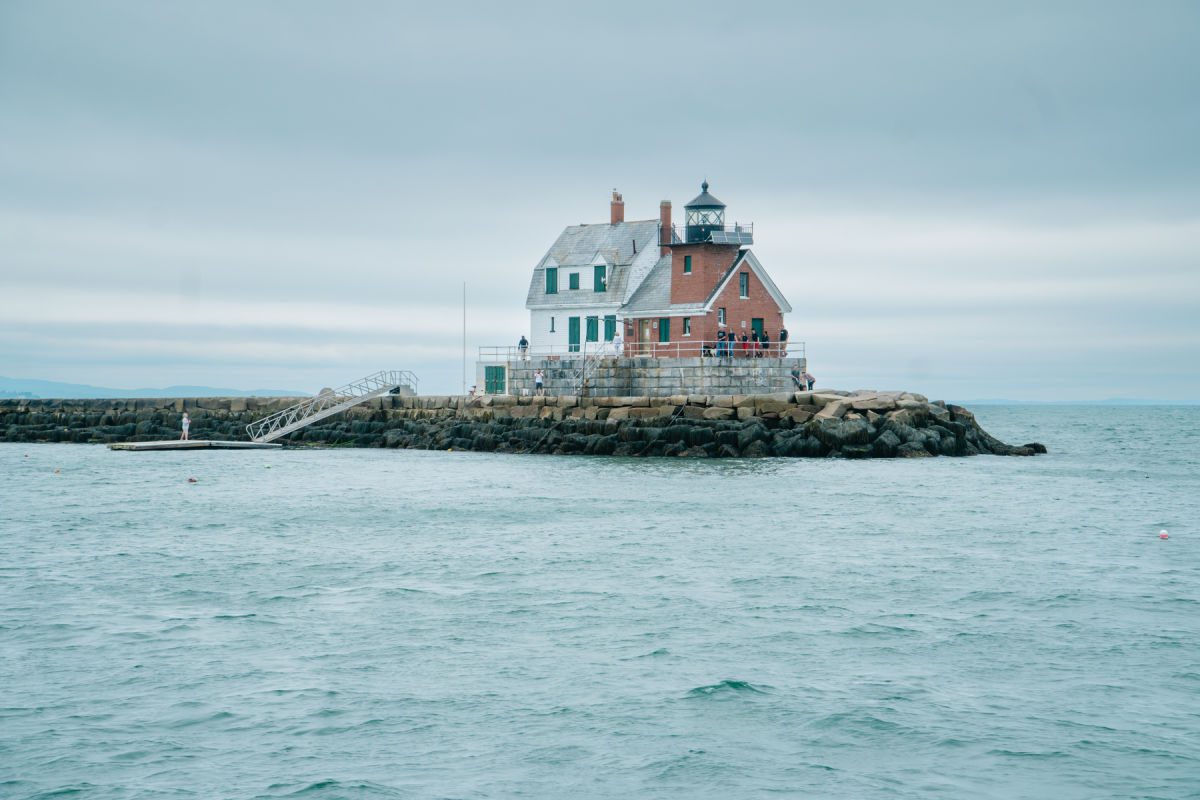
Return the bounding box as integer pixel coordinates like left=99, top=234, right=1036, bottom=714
left=586, top=316, right=599, bottom=342
left=594, top=265, right=606, bottom=292
left=603, top=315, right=616, bottom=341
left=568, top=317, right=580, bottom=352
left=683, top=255, right=692, bottom=274
left=658, top=318, right=670, bottom=343
left=569, top=272, right=580, bottom=290
left=484, top=366, right=506, bottom=394
left=546, top=268, right=558, bottom=294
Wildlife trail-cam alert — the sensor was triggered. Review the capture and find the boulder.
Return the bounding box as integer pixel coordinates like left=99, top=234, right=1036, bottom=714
left=606, top=407, right=631, bottom=423
left=896, top=441, right=933, bottom=458
left=851, top=395, right=897, bottom=412
left=703, top=406, right=735, bottom=420
left=815, top=400, right=849, bottom=420
left=785, top=407, right=815, bottom=423
left=871, top=429, right=901, bottom=457
left=755, top=400, right=791, bottom=416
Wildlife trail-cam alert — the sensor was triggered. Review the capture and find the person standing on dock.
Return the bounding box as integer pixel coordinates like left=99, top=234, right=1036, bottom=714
left=518, top=335, right=529, bottom=361
left=180, top=412, right=190, bottom=441
left=802, top=370, right=815, bottom=390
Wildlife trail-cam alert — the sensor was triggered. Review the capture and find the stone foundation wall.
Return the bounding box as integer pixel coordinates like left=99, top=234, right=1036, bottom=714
left=489, top=355, right=808, bottom=397
left=0, top=391, right=1045, bottom=458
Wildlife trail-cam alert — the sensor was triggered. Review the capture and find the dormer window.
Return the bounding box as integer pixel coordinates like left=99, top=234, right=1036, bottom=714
left=569, top=272, right=580, bottom=290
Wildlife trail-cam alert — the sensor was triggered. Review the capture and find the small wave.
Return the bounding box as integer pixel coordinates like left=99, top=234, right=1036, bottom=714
left=686, top=679, right=769, bottom=697
left=634, top=647, right=670, bottom=658
left=844, top=623, right=918, bottom=636
left=260, top=778, right=407, bottom=797
left=28, top=785, right=98, bottom=799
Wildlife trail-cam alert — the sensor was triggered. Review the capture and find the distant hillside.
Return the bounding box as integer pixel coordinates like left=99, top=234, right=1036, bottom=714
left=0, top=375, right=306, bottom=399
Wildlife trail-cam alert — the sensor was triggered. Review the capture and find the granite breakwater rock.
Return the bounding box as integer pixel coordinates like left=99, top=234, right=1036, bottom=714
left=0, top=390, right=1044, bottom=458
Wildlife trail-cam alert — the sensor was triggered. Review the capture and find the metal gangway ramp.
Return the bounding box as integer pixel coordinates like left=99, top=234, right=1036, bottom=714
left=246, top=370, right=418, bottom=443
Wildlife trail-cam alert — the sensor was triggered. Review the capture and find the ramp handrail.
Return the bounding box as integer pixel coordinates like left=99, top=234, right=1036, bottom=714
left=572, top=342, right=606, bottom=396
left=245, top=369, right=418, bottom=443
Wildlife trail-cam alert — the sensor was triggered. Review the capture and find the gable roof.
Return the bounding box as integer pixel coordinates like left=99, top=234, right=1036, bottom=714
left=621, top=248, right=792, bottom=317
left=526, top=219, right=662, bottom=309
left=707, top=250, right=792, bottom=313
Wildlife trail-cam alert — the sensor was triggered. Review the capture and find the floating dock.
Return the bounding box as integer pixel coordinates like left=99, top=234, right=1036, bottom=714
left=108, top=440, right=282, bottom=451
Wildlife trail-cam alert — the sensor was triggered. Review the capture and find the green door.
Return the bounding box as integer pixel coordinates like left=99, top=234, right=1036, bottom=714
left=585, top=316, right=599, bottom=343
left=751, top=318, right=764, bottom=338
left=658, top=318, right=670, bottom=343
left=568, top=316, right=581, bottom=352
left=484, top=365, right=506, bottom=394
left=603, top=315, right=616, bottom=341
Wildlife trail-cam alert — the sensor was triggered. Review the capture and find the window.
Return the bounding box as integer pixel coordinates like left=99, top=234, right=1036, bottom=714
left=484, top=365, right=506, bottom=395
left=658, top=318, right=670, bottom=343
left=739, top=272, right=749, bottom=298
left=718, top=307, right=726, bottom=326
left=682, top=317, right=692, bottom=336
left=683, top=255, right=692, bottom=274
left=545, top=267, right=558, bottom=294
left=569, top=272, right=580, bottom=290
left=549, top=316, right=555, bottom=333
left=594, top=265, right=606, bottom=292
left=568, top=317, right=581, bottom=352
left=586, top=316, right=599, bottom=342
left=603, top=315, right=616, bottom=341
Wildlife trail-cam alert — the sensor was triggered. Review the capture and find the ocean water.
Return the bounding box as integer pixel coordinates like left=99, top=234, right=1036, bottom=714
left=2, top=405, right=1198, bottom=799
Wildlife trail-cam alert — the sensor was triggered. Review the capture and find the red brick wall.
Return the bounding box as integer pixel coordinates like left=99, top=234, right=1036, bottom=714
left=623, top=257, right=787, bottom=357
left=708, top=265, right=786, bottom=347
left=668, top=243, right=741, bottom=305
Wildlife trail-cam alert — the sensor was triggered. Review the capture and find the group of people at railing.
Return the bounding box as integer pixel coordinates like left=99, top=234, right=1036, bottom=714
left=511, top=330, right=797, bottom=361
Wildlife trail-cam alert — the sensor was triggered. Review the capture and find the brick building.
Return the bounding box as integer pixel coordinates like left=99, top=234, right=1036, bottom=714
left=526, top=181, right=791, bottom=356
left=478, top=181, right=802, bottom=396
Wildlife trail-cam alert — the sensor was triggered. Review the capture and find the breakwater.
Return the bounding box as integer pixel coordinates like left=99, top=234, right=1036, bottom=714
left=0, top=390, right=1044, bottom=458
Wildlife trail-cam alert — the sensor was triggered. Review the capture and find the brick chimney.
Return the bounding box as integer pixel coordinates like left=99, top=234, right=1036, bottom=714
left=659, top=200, right=672, bottom=255
left=610, top=190, right=624, bottom=225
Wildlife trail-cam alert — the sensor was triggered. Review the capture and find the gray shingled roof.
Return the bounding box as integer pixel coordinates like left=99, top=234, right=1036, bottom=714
left=526, top=219, right=660, bottom=308
left=621, top=256, right=704, bottom=316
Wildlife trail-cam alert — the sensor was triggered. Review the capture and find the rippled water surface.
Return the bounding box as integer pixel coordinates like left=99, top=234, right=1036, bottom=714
left=3, top=406, right=1199, bottom=799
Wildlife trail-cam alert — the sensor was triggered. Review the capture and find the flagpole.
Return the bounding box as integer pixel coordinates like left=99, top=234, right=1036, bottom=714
left=462, top=281, right=467, bottom=395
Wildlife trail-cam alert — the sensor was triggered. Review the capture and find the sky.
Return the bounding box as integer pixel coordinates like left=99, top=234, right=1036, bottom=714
left=1, top=1, right=1198, bottom=400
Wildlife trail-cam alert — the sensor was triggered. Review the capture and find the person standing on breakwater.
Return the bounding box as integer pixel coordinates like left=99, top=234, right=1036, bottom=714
left=611, top=330, right=623, bottom=357
left=802, top=370, right=815, bottom=390
left=759, top=330, right=770, bottom=358
left=180, top=412, right=190, bottom=441
left=740, top=332, right=749, bottom=357
left=518, top=335, right=529, bottom=360
left=534, top=369, right=545, bottom=396
left=791, top=365, right=803, bottom=389
left=778, top=326, right=788, bottom=357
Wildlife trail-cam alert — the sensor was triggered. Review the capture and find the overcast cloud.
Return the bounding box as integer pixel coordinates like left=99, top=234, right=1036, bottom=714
left=1, top=1, right=1197, bottom=399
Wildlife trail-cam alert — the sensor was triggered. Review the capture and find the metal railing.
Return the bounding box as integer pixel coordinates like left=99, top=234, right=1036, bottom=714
left=245, top=369, right=418, bottom=443
left=670, top=222, right=754, bottom=245
left=480, top=339, right=805, bottom=361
